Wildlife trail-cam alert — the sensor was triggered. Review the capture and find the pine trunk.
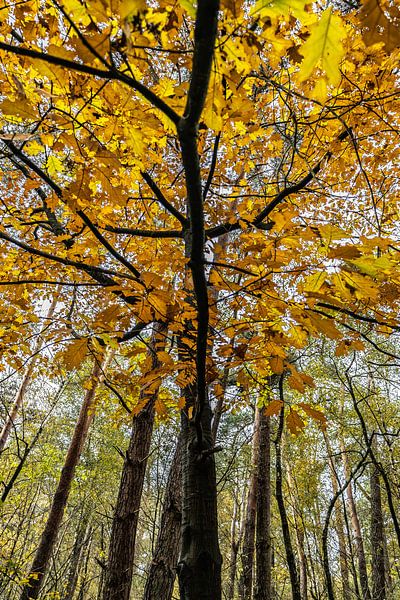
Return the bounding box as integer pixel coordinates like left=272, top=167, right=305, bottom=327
left=238, top=408, right=260, bottom=600
left=20, top=352, right=111, bottom=600
left=324, top=432, right=351, bottom=600
left=370, top=442, right=386, bottom=600
left=340, top=440, right=371, bottom=600
left=103, top=324, right=165, bottom=600
left=254, top=409, right=272, bottom=600
left=143, top=431, right=183, bottom=600
left=275, top=387, right=301, bottom=600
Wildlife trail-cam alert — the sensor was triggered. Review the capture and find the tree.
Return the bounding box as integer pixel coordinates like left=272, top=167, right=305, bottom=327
left=0, top=0, right=400, bottom=598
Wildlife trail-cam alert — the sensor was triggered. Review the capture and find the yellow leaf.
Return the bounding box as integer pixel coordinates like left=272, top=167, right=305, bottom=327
left=298, top=7, right=346, bottom=86
left=46, top=155, right=64, bottom=178
left=119, top=0, right=147, bottom=19
left=302, top=272, right=327, bottom=293
left=0, top=99, right=37, bottom=121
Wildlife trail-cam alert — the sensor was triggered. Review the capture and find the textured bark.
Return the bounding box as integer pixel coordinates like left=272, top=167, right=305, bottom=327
left=20, top=353, right=111, bottom=600
left=226, top=490, right=241, bottom=600
left=238, top=408, right=260, bottom=600
left=62, top=512, right=91, bottom=600
left=177, top=398, right=222, bottom=600
left=254, top=409, right=272, bottom=600
left=143, top=432, right=183, bottom=600
left=370, top=442, right=386, bottom=600
left=340, top=440, right=371, bottom=600
left=275, top=394, right=301, bottom=600
left=103, top=324, right=165, bottom=600
left=0, top=295, right=58, bottom=454
left=324, top=432, right=351, bottom=600
left=286, top=462, right=307, bottom=600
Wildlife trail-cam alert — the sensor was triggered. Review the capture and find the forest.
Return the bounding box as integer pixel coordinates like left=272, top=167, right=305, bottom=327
left=0, top=0, right=399, bottom=599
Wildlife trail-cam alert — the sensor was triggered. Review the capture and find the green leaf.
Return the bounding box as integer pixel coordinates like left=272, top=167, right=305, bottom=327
left=298, top=7, right=346, bottom=86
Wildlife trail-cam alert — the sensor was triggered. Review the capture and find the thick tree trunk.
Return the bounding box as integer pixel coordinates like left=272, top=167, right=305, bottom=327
left=370, top=440, right=386, bottom=600
left=103, top=324, right=165, bottom=600
left=324, top=432, right=351, bottom=600
left=0, top=295, right=58, bottom=453
left=20, top=351, right=111, bottom=600
left=177, top=396, right=222, bottom=600
left=143, top=431, right=183, bottom=600
left=340, top=440, right=371, bottom=600
left=254, top=409, right=272, bottom=600
left=238, top=408, right=260, bottom=600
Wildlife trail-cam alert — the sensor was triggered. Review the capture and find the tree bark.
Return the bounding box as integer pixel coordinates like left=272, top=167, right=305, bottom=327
left=324, top=432, right=351, bottom=600
left=340, top=439, right=371, bottom=600
left=254, top=409, right=272, bottom=600
left=238, top=408, right=260, bottom=600
left=20, top=351, right=112, bottom=600
left=226, top=487, right=241, bottom=600
left=275, top=380, right=301, bottom=600
left=370, top=439, right=386, bottom=600
left=177, top=395, right=222, bottom=600
left=143, top=431, right=183, bottom=600
left=62, top=510, right=91, bottom=600
left=286, top=460, right=307, bottom=600
left=102, top=324, right=165, bottom=600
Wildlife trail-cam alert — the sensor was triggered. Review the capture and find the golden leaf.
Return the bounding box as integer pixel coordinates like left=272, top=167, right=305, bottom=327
left=264, top=399, right=283, bottom=417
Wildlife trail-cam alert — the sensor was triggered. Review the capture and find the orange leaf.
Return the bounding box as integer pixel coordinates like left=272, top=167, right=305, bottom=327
left=264, top=399, right=283, bottom=417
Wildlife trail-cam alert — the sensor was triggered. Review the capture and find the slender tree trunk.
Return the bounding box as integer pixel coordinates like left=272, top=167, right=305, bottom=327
left=102, top=324, right=166, bottom=600
left=227, top=488, right=241, bottom=600
left=62, top=511, right=91, bottom=600
left=370, top=439, right=386, bottom=600
left=254, top=409, right=272, bottom=600
left=340, top=440, right=371, bottom=600
left=324, top=432, right=351, bottom=600
left=286, top=461, right=307, bottom=600
left=143, top=431, right=183, bottom=600
left=275, top=380, right=301, bottom=600
left=238, top=408, right=260, bottom=600
left=20, top=351, right=112, bottom=600
left=0, top=295, right=58, bottom=453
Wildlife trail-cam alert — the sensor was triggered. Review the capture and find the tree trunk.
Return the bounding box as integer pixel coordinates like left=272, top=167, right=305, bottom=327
left=286, top=460, right=307, bottom=600
left=62, top=511, right=91, bottom=600
left=324, top=432, right=351, bottom=600
left=340, top=439, right=371, bottom=600
left=370, top=439, right=386, bottom=600
left=275, top=381, right=301, bottom=600
left=102, top=323, right=166, bottom=600
left=238, top=408, right=260, bottom=600
left=0, top=294, right=58, bottom=454
left=226, top=488, right=241, bottom=600
left=254, top=408, right=272, bottom=600
left=176, top=394, right=222, bottom=600
left=20, top=351, right=112, bottom=600
left=143, top=431, right=183, bottom=600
